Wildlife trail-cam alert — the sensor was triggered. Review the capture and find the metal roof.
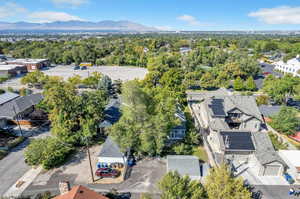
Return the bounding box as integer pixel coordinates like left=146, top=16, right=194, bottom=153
left=167, top=155, right=201, bottom=180
left=0, top=92, right=19, bottom=105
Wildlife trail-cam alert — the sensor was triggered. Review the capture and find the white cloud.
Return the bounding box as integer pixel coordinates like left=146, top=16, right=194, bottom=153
left=249, top=6, right=300, bottom=24
left=154, top=26, right=173, bottom=31
left=0, top=2, right=27, bottom=19
left=28, top=11, right=84, bottom=23
left=177, top=14, right=200, bottom=26
left=51, top=0, right=88, bottom=7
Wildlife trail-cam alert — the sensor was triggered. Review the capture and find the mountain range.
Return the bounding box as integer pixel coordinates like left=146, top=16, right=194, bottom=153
left=0, top=20, right=157, bottom=32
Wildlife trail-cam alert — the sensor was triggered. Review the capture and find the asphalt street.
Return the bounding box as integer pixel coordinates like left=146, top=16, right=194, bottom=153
left=254, top=185, right=300, bottom=199
left=0, top=128, right=50, bottom=196
left=0, top=139, right=30, bottom=196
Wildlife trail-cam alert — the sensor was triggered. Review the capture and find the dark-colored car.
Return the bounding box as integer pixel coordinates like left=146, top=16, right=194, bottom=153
left=95, top=168, right=120, bottom=178
left=73, top=66, right=80, bottom=70
left=81, top=66, right=87, bottom=70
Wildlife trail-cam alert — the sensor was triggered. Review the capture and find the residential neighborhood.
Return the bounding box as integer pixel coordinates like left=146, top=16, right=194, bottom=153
left=1, top=3, right=300, bottom=198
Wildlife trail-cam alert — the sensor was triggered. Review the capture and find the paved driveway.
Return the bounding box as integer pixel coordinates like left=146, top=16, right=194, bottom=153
left=254, top=185, right=299, bottom=199
left=23, top=156, right=166, bottom=197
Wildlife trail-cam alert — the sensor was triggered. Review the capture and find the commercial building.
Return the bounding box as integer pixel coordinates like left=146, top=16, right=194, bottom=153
left=274, top=55, right=300, bottom=77
left=0, top=64, right=27, bottom=77
left=6, top=58, right=50, bottom=71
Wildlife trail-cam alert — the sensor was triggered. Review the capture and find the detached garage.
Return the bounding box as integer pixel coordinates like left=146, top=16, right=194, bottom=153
left=97, top=137, right=127, bottom=168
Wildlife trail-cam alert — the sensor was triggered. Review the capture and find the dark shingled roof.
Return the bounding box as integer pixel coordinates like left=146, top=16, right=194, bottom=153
left=0, top=93, right=43, bottom=119
left=98, top=136, right=124, bottom=158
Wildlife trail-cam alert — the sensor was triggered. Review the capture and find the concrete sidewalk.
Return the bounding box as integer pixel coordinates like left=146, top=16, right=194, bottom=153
left=3, top=167, right=43, bottom=198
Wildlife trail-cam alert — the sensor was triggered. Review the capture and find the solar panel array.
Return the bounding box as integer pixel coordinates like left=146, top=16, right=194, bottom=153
left=210, top=99, right=226, bottom=117
left=221, top=131, right=255, bottom=151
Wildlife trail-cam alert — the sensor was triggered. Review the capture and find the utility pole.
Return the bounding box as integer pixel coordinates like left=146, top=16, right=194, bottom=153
left=86, top=137, right=95, bottom=183
left=13, top=106, right=23, bottom=137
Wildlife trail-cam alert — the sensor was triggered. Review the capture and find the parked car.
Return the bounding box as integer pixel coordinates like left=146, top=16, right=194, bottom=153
left=81, top=66, right=87, bottom=70
left=73, top=66, right=80, bottom=70
left=95, top=168, right=120, bottom=178
left=251, top=190, right=262, bottom=199
left=283, top=173, right=295, bottom=184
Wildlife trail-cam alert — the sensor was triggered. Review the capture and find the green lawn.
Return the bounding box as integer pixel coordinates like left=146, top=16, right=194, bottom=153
left=192, top=146, right=208, bottom=162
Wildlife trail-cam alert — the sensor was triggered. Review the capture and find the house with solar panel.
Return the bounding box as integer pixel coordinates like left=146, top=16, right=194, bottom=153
left=187, top=88, right=287, bottom=177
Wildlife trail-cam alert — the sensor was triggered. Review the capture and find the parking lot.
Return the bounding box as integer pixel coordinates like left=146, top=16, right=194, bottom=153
left=44, top=65, right=148, bottom=81
left=0, top=65, right=148, bottom=90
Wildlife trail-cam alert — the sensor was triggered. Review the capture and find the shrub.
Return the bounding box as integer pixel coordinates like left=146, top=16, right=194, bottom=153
left=25, top=137, right=73, bottom=169
left=7, top=136, right=25, bottom=149
left=0, top=150, right=8, bottom=160
left=268, top=133, right=288, bottom=150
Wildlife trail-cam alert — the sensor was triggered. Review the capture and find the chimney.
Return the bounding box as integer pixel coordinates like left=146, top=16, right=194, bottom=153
left=59, top=181, right=70, bottom=195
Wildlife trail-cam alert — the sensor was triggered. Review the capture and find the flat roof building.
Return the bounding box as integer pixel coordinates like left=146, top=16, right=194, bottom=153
left=167, top=155, right=201, bottom=181
left=0, top=64, right=27, bottom=77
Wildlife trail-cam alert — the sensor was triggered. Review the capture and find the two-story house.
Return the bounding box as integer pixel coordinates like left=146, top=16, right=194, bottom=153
left=187, top=88, right=287, bottom=176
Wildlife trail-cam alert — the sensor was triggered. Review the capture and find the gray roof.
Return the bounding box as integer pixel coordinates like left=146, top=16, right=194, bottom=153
left=0, top=92, right=19, bottom=105
left=167, top=155, right=201, bottom=179
left=259, top=105, right=281, bottom=117
left=0, top=93, right=43, bottom=119
left=209, top=119, right=229, bottom=131
left=187, top=88, right=229, bottom=101
left=98, top=136, right=124, bottom=158
left=188, top=89, right=263, bottom=122
left=99, top=120, right=112, bottom=128
left=252, top=132, right=287, bottom=166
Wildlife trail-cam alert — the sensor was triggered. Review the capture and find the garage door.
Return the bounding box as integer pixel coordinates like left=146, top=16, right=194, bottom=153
left=263, top=165, right=281, bottom=176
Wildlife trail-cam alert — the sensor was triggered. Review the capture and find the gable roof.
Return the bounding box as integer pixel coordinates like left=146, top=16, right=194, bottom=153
left=206, top=95, right=263, bottom=122
left=0, top=93, right=43, bottom=119
left=187, top=89, right=263, bottom=122
left=252, top=132, right=287, bottom=166
left=0, top=92, right=19, bottom=105
left=98, top=136, right=124, bottom=158
left=53, top=185, right=109, bottom=199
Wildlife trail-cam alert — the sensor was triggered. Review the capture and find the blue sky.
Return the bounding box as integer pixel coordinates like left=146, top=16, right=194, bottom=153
left=0, top=0, right=300, bottom=30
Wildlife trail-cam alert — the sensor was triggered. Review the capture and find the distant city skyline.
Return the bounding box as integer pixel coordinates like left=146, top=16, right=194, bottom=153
left=0, top=0, right=300, bottom=31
